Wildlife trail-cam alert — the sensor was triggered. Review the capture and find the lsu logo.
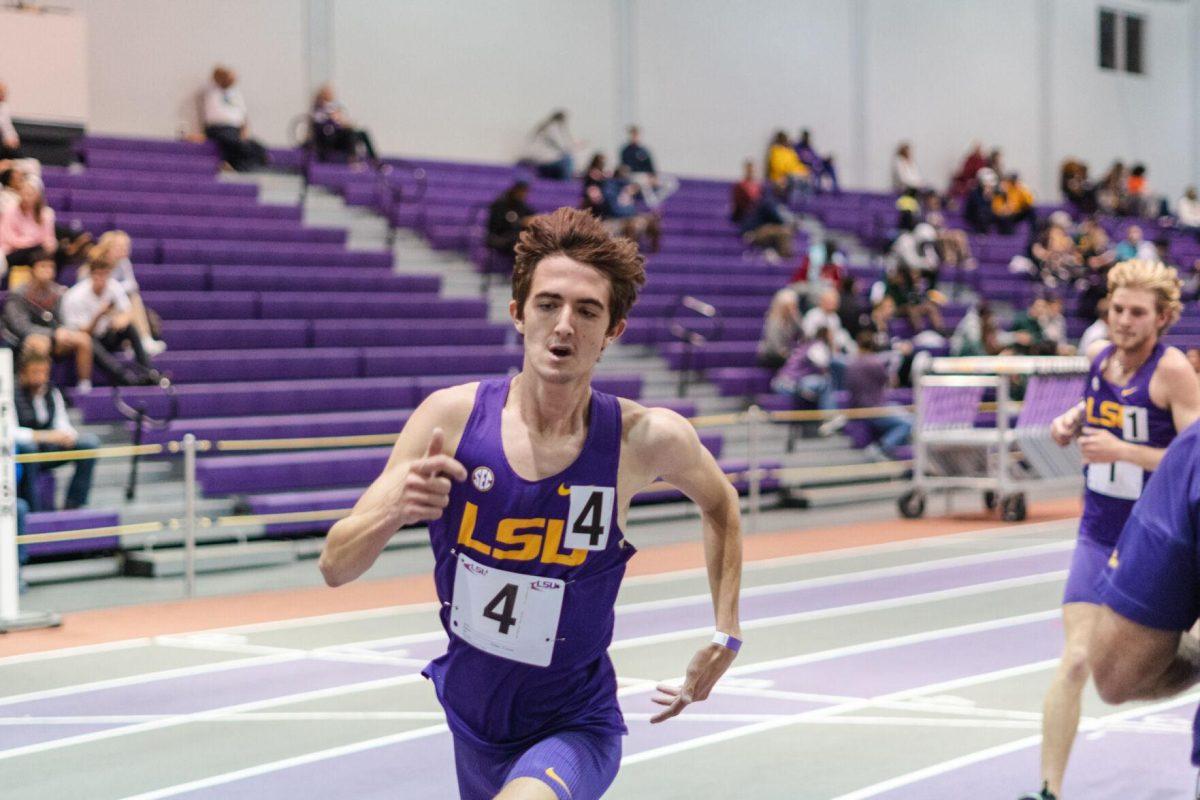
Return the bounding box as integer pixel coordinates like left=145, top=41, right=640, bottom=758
left=455, top=502, right=588, bottom=566
left=1085, top=398, right=1150, bottom=443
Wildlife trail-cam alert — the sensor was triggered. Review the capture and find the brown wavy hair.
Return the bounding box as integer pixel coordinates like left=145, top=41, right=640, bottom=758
left=512, top=207, right=646, bottom=333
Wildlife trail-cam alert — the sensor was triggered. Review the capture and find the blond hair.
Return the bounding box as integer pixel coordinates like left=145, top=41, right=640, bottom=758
left=88, top=230, right=131, bottom=267
left=1107, top=258, right=1183, bottom=330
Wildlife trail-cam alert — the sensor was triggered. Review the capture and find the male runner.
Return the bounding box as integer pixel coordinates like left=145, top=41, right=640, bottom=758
left=1021, top=259, right=1200, bottom=799
left=320, top=207, right=744, bottom=800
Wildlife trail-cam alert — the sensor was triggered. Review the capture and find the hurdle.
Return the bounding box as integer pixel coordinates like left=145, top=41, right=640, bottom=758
left=899, top=355, right=1089, bottom=522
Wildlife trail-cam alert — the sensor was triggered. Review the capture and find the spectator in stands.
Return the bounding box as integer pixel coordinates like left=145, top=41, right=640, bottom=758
left=891, top=222, right=941, bottom=287
left=987, top=148, right=1005, bottom=176
left=14, top=350, right=100, bottom=511
left=1078, top=296, right=1110, bottom=354
left=737, top=191, right=796, bottom=262
left=486, top=180, right=535, bottom=259
left=766, top=130, right=810, bottom=203
left=1125, top=163, right=1160, bottom=217
left=770, top=325, right=838, bottom=417
left=522, top=110, right=580, bottom=180
left=895, top=188, right=921, bottom=231
left=993, top=172, right=1036, bottom=233
left=794, top=129, right=839, bottom=193
left=1060, top=158, right=1096, bottom=213
left=948, top=142, right=988, bottom=203
left=951, top=301, right=1004, bottom=357
left=756, top=288, right=802, bottom=369
left=0, top=166, right=20, bottom=213
left=964, top=168, right=1000, bottom=233
left=596, top=167, right=661, bottom=253
left=1187, top=347, right=1200, bottom=376
left=1177, top=187, right=1200, bottom=239
left=620, top=126, right=677, bottom=209
left=2, top=249, right=94, bottom=390
left=309, top=84, right=379, bottom=167
left=924, top=200, right=976, bottom=290
left=202, top=66, right=268, bottom=172
left=730, top=160, right=761, bottom=225
left=0, top=80, right=20, bottom=159
left=1114, top=224, right=1156, bottom=262
left=802, top=287, right=855, bottom=356
left=76, top=231, right=164, bottom=356
left=837, top=276, right=868, bottom=343
left=891, top=142, right=925, bottom=194
left=885, top=264, right=943, bottom=334
left=1075, top=217, right=1117, bottom=320
left=792, top=239, right=847, bottom=293
left=847, top=331, right=912, bottom=461
left=1096, top=161, right=1128, bottom=215
left=61, top=254, right=160, bottom=386
left=1015, top=213, right=1080, bottom=288
left=864, top=295, right=897, bottom=352
left=1009, top=294, right=1073, bottom=356
left=0, top=179, right=55, bottom=268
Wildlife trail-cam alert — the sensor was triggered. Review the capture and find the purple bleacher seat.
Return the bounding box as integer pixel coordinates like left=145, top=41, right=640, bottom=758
left=79, top=135, right=218, bottom=157
left=69, top=190, right=300, bottom=220
left=40, top=170, right=259, bottom=197
left=160, top=320, right=309, bottom=350
left=112, top=215, right=346, bottom=245
left=24, top=509, right=121, bottom=557
left=157, top=240, right=391, bottom=268
left=83, top=150, right=218, bottom=174
left=154, top=348, right=361, bottom=383
left=311, top=320, right=510, bottom=348
left=258, top=295, right=486, bottom=320
left=145, top=408, right=414, bottom=447
left=361, top=345, right=524, bottom=378
left=139, top=291, right=259, bottom=319
left=709, top=367, right=775, bottom=397
left=130, top=265, right=209, bottom=292
left=209, top=267, right=437, bottom=294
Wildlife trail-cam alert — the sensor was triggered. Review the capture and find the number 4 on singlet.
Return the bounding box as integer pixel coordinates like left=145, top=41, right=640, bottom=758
left=564, top=486, right=615, bottom=551
left=449, top=553, right=565, bottom=666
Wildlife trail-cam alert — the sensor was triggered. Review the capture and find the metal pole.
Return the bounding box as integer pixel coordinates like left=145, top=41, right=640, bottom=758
left=183, top=434, right=197, bottom=598
left=997, top=375, right=1011, bottom=502
left=748, top=406, right=762, bottom=535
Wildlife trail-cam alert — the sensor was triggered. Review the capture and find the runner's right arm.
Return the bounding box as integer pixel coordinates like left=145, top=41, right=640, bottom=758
left=319, top=388, right=471, bottom=587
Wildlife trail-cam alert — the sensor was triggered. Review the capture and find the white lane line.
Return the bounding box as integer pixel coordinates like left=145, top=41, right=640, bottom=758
left=0, top=675, right=426, bottom=762
left=115, top=723, right=449, bottom=800
left=609, top=571, right=1066, bottom=650
left=826, top=692, right=1200, bottom=800
left=151, top=634, right=428, bottom=670
left=0, top=711, right=450, bottom=724
left=0, top=516, right=1075, bottom=668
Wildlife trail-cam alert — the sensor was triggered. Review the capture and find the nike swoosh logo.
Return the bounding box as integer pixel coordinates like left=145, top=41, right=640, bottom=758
left=557, top=483, right=570, bottom=496
left=545, top=767, right=572, bottom=797
left=1121, top=387, right=1137, bottom=396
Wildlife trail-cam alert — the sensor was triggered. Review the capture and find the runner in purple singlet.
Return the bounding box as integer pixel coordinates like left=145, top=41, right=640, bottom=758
left=1021, top=259, right=1200, bottom=800
left=320, top=208, right=744, bottom=800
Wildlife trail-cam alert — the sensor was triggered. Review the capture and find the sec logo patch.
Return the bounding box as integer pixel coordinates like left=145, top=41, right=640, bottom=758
left=472, top=466, right=495, bottom=493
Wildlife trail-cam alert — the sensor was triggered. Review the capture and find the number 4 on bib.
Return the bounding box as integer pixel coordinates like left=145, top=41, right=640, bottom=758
left=564, top=486, right=615, bottom=550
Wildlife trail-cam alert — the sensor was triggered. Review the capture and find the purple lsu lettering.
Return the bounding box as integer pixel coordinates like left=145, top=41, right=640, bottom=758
left=1085, top=397, right=1125, bottom=429
left=455, top=501, right=588, bottom=566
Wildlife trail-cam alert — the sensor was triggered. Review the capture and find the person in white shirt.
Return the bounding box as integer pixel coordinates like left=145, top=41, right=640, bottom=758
left=75, top=231, right=165, bottom=357
left=202, top=66, right=268, bottom=171
left=891, top=142, right=925, bottom=194
left=13, top=351, right=101, bottom=510
left=61, top=256, right=160, bottom=386
left=521, top=110, right=582, bottom=180
left=1178, top=187, right=1200, bottom=237
left=1077, top=297, right=1110, bottom=355
left=802, top=286, right=856, bottom=355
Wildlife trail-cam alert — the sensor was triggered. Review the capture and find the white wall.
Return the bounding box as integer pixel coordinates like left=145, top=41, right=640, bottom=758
left=0, top=8, right=89, bottom=124
left=50, top=0, right=308, bottom=144
left=331, top=0, right=619, bottom=165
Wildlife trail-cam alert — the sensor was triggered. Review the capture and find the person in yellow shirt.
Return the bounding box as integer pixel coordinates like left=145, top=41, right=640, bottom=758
left=766, top=130, right=810, bottom=204
left=992, top=172, right=1036, bottom=234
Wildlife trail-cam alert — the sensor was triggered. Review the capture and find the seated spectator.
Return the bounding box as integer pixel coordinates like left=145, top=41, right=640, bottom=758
left=864, top=295, right=897, bottom=352
left=792, top=239, right=847, bottom=293
left=1075, top=218, right=1117, bottom=319
left=0, top=178, right=55, bottom=269
left=770, top=326, right=838, bottom=414
left=948, top=142, right=988, bottom=202
left=581, top=152, right=609, bottom=196
left=987, top=148, right=1005, bottom=177
left=76, top=231, right=164, bottom=356
left=993, top=172, right=1036, bottom=233
left=837, top=276, right=868, bottom=343
left=61, top=254, right=161, bottom=386
left=885, top=264, right=943, bottom=334
left=13, top=351, right=101, bottom=511
left=1125, top=163, right=1160, bottom=217
left=202, top=66, right=268, bottom=172
left=1078, top=296, right=1110, bottom=355
left=620, top=126, right=677, bottom=209
left=1060, top=158, right=1096, bottom=213
left=1014, top=214, right=1080, bottom=288
left=766, top=130, right=810, bottom=203
left=738, top=191, right=796, bottom=262
left=522, top=110, right=580, bottom=180
left=951, top=301, right=1004, bottom=357
left=1009, top=294, right=1073, bottom=356
left=924, top=201, right=976, bottom=289
left=1177, top=187, right=1200, bottom=239
left=309, top=84, right=379, bottom=167
left=595, top=167, right=661, bottom=253
left=964, top=168, right=999, bottom=233
left=2, top=249, right=94, bottom=390
left=846, top=331, right=912, bottom=460
left=756, top=288, right=802, bottom=369
left=891, top=142, right=925, bottom=194
left=891, top=222, right=941, bottom=286
left=1114, top=224, right=1156, bottom=262
left=802, top=287, right=855, bottom=355
left=1095, top=161, right=1128, bottom=215
left=895, top=188, right=921, bottom=231
left=730, top=160, right=762, bottom=224
left=0, top=80, right=20, bottom=160
left=794, top=129, right=839, bottom=193
left=486, top=180, right=535, bottom=259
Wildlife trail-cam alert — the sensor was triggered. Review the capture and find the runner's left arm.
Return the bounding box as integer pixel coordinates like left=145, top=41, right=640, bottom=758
left=633, top=408, right=743, bottom=724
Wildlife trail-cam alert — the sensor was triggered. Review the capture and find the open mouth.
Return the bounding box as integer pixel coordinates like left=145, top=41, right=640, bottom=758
left=548, top=344, right=574, bottom=359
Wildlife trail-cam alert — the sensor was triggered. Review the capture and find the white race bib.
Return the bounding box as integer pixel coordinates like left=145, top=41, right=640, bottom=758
left=449, top=553, right=565, bottom=667
left=1122, top=406, right=1149, bottom=443
left=563, top=485, right=616, bottom=551
left=1087, top=460, right=1144, bottom=500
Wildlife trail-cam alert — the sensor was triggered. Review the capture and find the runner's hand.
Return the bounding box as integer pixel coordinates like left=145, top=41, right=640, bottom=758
left=650, top=643, right=738, bottom=723
left=1051, top=405, right=1083, bottom=446
left=1079, top=425, right=1126, bottom=464
left=399, top=428, right=467, bottom=526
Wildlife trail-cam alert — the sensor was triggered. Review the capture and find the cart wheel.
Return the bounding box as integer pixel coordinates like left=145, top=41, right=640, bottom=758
left=1001, top=493, right=1027, bottom=522
left=898, top=490, right=926, bottom=519
left=983, top=490, right=998, bottom=511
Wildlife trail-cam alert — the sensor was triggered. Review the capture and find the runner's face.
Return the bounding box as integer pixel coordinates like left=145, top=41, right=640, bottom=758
left=1108, top=287, right=1164, bottom=351
left=511, top=255, right=625, bottom=383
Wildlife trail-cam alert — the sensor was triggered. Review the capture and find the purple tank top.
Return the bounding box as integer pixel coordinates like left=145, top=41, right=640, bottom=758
left=422, top=377, right=636, bottom=750
left=1079, top=342, right=1176, bottom=546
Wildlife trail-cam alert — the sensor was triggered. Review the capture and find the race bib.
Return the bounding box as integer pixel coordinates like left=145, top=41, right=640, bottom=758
left=1087, top=460, right=1144, bottom=500
left=449, top=553, right=565, bottom=667
left=563, top=485, right=615, bottom=551
left=1122, top=406, right=1149, bottom=443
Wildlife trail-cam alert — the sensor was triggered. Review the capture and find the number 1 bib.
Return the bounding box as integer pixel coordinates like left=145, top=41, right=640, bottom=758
left=449, top=552, right=565, bottom=667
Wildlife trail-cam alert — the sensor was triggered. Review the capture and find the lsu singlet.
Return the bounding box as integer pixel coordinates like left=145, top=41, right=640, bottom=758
left=1078, top=342, right=1176, bottom=547
left=422, top=377, right=636, bottom=752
